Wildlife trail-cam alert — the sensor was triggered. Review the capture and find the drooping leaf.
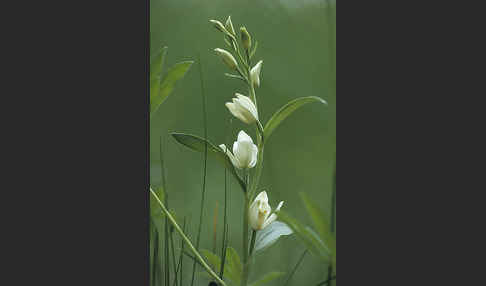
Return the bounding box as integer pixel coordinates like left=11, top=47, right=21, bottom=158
left=249, top=272, right=285, bottom=286
left=171, top=133, right=246, bottom=192
left=254, top=221, right=293, bottom=253
left=150, top=60, right=194, bottom=117
left=264, top=96, right=327, bottom=140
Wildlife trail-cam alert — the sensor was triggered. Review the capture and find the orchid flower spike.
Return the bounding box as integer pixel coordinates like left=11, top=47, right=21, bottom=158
left=225, top=93, right=258, bottom=124
left=249, top=191, right=284, bottom=230
left=219, top=130, right=258, bottom=169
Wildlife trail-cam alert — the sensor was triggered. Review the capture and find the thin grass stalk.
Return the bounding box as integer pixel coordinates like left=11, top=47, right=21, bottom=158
left=191, top=54, right=209, bottom=286
left=172, top=218, right=186, bottom=286
left=150, top=188, right=227, bottom=286
left=283, top=250, right=308, bottom=286
left=160, top=136, right=170, bottom=286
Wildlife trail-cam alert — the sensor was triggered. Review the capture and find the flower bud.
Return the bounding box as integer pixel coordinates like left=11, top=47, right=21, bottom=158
left=225, top=16, right=235, bottom=36
left=249, top=191, right=284, bottom=230
left=240, top=27, right=252, bottom=51
left=209, top=19, right=227, bottom=33
left=219, top=130, right=258, bottom=169
left=225, top=93, right=258, bottom=124
left=214, top=48, right=238, bottom=70
left=250, top=60, right=263, bottom=88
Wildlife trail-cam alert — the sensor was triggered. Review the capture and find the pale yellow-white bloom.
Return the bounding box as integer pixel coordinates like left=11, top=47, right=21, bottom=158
left=249, top=191, right=284, bottom=230
left=250, top=60, right=263, bottom=87
left=219, top=130, right=258, bottom=169
left=214, top=48, right=238, bottom=70
left=225, top=93, right=258, bottom=124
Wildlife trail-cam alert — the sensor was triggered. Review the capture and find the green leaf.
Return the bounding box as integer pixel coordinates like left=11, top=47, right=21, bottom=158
left=200, top=248, right=241, bottom=286
left=254, top=221, right=293, bottom=253
left=201, top=249, right=221, bottom=271
left=225, top=247, right=242, bottom=286
left=300, top=192, right=336, bottom=267
left=150, top=60, right=193, bottom=117
left=171, top=133, right=246, bottom=192
left=249, top=272, right=285, bottom=286
left=278, top=211, right=330, bottom=263
left=264, top=96, right=327, bottom=140
left=150, top=46, right=168, bottom=103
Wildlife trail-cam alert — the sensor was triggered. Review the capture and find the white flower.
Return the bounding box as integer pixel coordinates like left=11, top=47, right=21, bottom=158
left=214, top=48, right=238, bottom=70
left=225, top=93, right=258, bottom=124
left=249, top=191, right=284, bottom=230
left=219, top=130, right=258, bottom=169
left=250, top=60, right=263, bottom=87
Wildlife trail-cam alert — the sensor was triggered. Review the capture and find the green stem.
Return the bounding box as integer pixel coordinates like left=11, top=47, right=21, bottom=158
left=241, top=173, right=250, bottom=286
left=249, top=230, right=257, bottom=256
left=150, top=188, right=227, bottom=286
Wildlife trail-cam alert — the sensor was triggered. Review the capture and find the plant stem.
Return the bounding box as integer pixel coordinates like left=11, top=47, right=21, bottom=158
left=249, top=230, right=257, bottom=256
left=241, top=172, right=250, bottom=286
left=150, top=188, right=227, bottom=286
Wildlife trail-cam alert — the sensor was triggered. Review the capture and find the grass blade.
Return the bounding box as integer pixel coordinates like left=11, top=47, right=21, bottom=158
left=283, top=250, right=307, bottom=286
left=191, top=54, right=208, bottom=286
left=150, top=188, right=227, bottom=286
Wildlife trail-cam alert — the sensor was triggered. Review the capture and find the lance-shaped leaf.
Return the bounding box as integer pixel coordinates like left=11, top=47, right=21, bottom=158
left=278, top=210, right=331, bottom=263
left=150, top=60, right=193, bottom=117
left=150, top=46, right=168, bottom=105
left=171, top=133, right=246, bottom=192
left=249, top=272, right=285, bottom=286
left=300, top=192, right=336, bottom=263
left=254, top=221, right=293, bottom=253
left=264, top=96, right=327, bottom=140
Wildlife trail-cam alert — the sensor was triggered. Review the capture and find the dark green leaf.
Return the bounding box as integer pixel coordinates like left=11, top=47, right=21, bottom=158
left=171, top=133, right=246, bottom=192
left=264, top=96, right=327, bottom=140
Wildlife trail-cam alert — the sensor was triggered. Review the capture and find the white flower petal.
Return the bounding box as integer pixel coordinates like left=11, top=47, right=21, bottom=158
left=261, top=213, right=277, bottom=229
left=237, top=130, right=253, bottom=143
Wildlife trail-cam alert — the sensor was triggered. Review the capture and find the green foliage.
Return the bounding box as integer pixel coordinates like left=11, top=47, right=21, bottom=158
left=171, top=132, right=246, bottom=192
left=200, top=247, right=243, bottom=286
left=249, top=272, right=286, bottom=286
left=264, top=96, right=327, bottom=141
left=278, top=193, right=336, bottom=270
left=150, top=46, right=193, bottom=118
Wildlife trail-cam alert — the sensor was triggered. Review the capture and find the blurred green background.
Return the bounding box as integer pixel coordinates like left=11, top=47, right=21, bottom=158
left=150, top=0, right=335, bottom=284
